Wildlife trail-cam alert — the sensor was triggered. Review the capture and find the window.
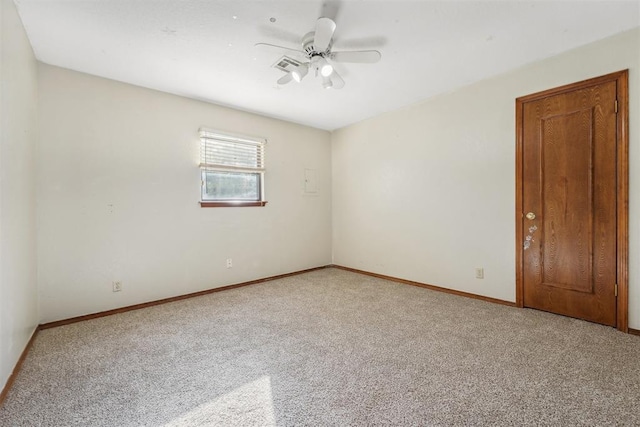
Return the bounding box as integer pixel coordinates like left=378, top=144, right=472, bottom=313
left=199, top=128, right=267, bottom=207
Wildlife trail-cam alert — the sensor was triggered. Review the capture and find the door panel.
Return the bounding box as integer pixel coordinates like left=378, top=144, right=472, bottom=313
left=541, top=109, right=593, bottom=293
left=521, top=81, right=617, bottom=326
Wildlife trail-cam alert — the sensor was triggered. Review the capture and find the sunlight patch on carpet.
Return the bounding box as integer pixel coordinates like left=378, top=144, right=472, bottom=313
left=164, top=376, right=276, bottom=426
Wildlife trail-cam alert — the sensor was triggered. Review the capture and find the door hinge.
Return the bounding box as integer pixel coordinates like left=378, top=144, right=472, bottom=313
left=615, top=283, right=618, bottom=297
left=615, top=99, right=618, bottom=113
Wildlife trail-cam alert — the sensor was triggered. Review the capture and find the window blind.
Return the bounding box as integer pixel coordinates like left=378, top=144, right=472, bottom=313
left=199, top=128, right=265, bottom=172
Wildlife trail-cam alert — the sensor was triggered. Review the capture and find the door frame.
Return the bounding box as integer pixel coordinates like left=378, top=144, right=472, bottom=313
left=515, top=70, right=629, bottom=332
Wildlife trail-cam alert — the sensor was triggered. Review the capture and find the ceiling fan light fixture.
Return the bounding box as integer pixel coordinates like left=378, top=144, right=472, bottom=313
left=319, top=58, right=334, bottom=77
left=257, top=16, right=382, bottom=90
left=291, top=64, right=308, bottom=82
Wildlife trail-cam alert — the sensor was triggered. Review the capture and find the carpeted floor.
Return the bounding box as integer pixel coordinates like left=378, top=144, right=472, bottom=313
left=1, top=268, right=639, bottom=426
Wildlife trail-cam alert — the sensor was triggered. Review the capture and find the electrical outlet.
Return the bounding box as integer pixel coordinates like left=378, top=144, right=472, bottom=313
left=475, top=268, right=484, bottom=279
left=113, top=281, right=122, bottom=292
left=226, top=258, right=233, bottom=269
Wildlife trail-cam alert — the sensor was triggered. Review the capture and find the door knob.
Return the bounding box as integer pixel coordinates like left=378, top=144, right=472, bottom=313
left=525, top=212, right=536, bottom=220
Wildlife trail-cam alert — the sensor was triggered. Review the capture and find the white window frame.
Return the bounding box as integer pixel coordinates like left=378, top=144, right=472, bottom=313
left=199, top=128, right=267, bottom=207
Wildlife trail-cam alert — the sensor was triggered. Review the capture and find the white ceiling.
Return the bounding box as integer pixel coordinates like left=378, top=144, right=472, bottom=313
left=14, top=0, right=640, bottom=131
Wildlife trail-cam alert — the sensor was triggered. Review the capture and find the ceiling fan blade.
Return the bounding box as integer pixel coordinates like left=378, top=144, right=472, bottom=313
left=277, top=73, right=293, bottom=85
left=319, top=1, right=340, bottom=22
left=255, top=43, right=303, bottom=54
left=330, top=71, right=345, bottom=89
left=330, top=50, right=381, bottom=63
left=314, top=17, right=336, bottom=52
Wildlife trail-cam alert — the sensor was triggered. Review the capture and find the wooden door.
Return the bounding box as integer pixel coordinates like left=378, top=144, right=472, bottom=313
left=516, top=71, right=629, bottom=329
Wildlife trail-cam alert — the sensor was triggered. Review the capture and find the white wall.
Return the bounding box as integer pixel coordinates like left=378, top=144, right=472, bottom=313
left=332, top=28, right=640, bottom=328
left=37, top=65, right=332, bottom=323
left=0, top=0, right=39, bottom=391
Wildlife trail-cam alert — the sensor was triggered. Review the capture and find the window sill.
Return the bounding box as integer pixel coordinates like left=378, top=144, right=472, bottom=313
left=200, top=201, right=268, bottom=208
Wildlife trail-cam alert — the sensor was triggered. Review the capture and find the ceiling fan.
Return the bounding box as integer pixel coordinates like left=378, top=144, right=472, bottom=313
left=256, top=17, right=382, bottom=90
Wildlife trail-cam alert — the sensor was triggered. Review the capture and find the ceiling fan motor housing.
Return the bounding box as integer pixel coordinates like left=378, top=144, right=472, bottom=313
left=302, top=32, right=332, bottom=58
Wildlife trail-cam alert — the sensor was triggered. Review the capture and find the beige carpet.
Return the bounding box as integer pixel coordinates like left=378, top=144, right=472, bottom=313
left=1, top=268, right=639, bottom=426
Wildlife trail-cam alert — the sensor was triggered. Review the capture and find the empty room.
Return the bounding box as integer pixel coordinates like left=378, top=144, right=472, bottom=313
left=1, top=0, right=639, bottom=425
